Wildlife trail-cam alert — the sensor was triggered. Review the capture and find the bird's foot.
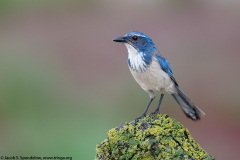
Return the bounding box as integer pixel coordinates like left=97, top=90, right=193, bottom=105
left=134, top=113, right=146, bottom=122
left=150, top=109, right=159, bottom=116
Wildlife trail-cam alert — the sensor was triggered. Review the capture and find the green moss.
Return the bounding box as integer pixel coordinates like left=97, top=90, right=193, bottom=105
left=95, top=114, right=214, bottom=160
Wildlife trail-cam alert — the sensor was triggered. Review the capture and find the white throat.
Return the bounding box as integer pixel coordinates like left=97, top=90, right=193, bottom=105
left=125, top=43, right=147, bottom=71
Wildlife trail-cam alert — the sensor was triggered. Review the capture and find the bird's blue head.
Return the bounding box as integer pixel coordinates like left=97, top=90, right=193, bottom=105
left=113, top=31, right=157, bottom=54
left=113, top=31, right=157, bottom=71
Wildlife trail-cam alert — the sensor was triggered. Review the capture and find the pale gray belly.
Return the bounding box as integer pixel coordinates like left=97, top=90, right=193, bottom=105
left=129, top=59, right=176, bottom=94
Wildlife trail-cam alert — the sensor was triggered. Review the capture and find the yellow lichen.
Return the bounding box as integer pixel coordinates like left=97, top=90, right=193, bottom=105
left=107, top=128, right=120, bottom=143
left=169, top=139, right=177, bottom=147
left=148, top=125, right=162, bottom=136
left=128, top=124, right=135, bottom=134
left=165, top=120, right=173, bottom=128
left=135, top=130, right=143, bottom=140
left=183, top=140, right=189, bottom=151
left=95, top=114, right=214, bottom=160
left=152, top=119, right=161, bottom=125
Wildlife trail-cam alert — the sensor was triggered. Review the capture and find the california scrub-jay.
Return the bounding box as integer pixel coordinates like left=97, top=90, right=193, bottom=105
left=113, top=31, right=205, bottom=121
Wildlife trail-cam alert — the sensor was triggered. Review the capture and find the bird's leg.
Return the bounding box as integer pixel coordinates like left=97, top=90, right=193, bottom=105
left=151, top=94, right=164, bottom=115
left=135, top=97, right=154, bottom=121
left=141, top=97, right=154, bottom=117
left=134, top=90, right=155, bottom=121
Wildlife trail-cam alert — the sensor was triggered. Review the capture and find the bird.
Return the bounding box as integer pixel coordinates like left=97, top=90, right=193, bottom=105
left=113, top=31, right=205, bottom=121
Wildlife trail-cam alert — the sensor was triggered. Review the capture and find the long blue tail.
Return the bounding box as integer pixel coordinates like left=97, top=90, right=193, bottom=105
left=172, top=86, right=205, bottom=121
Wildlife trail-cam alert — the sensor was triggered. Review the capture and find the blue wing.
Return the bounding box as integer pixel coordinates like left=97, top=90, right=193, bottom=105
left=155, top=54, right=178, bottom=86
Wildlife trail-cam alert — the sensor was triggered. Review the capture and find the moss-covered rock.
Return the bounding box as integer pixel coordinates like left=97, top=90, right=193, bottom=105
left=95, top=114, right=214, bottom=160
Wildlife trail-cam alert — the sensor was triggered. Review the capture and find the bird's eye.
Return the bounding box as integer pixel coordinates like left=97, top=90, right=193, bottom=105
left=132, top=36, right=138, bottom=41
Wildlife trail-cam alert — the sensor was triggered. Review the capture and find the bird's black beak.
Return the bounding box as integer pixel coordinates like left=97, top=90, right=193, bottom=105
left=113, top=37, right=127, bottom=43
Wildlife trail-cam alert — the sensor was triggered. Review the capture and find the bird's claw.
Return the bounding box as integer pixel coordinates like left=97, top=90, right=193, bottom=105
left=134, top=113, right=146, bottom=122
left=150, top=110, right=159, bottom=116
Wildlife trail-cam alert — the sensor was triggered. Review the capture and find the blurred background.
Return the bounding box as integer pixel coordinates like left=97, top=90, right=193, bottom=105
left=0, top=0, right=239, bottom=159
